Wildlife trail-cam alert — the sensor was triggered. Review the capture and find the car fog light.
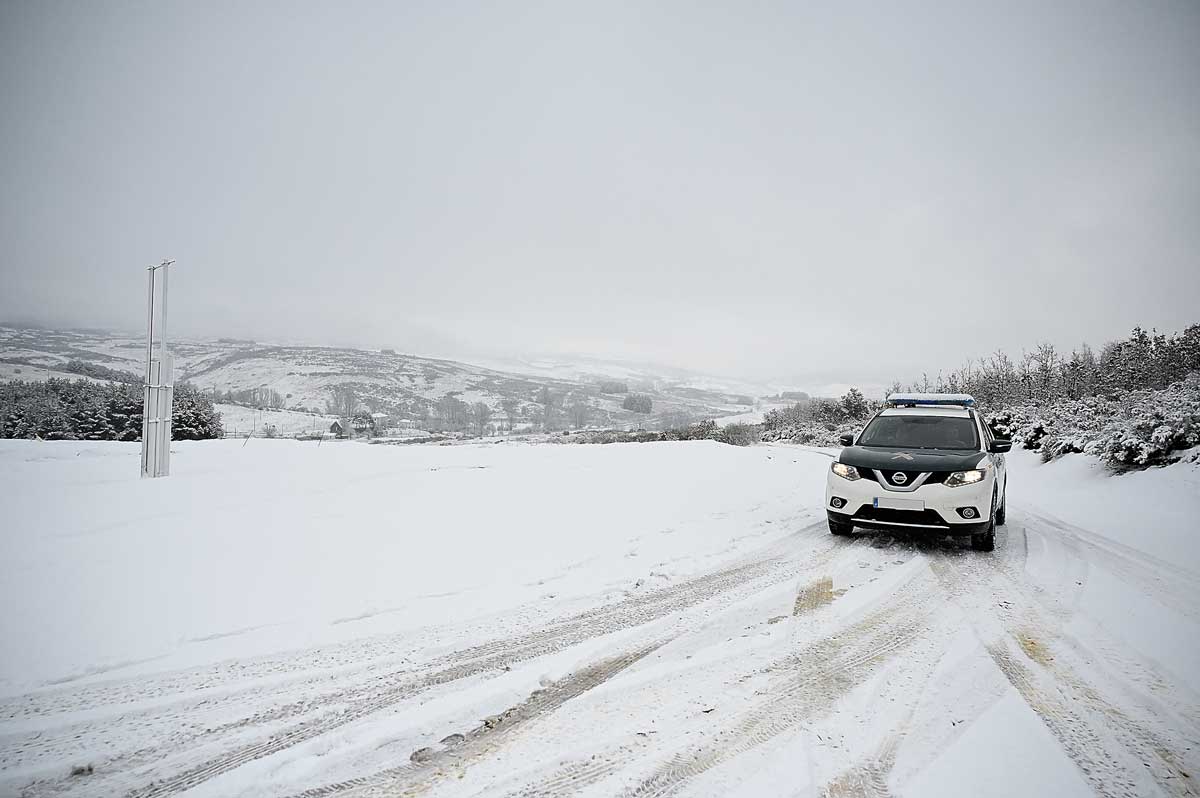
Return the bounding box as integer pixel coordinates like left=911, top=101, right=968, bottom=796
left=830, top=497, right=845, bottom=509
left=960, top=507, right=977, bottom=519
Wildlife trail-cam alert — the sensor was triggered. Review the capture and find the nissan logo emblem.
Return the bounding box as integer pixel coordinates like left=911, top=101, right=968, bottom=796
left=892, top=472, right=908, bottom=484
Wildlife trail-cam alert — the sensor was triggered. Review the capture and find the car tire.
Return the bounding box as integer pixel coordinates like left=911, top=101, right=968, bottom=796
left=972, top=489, right=997, bottom=552
left=829, top=518, right=853, bottom=536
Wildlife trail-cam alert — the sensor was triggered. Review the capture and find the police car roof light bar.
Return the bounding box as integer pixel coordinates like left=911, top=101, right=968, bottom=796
left=885, top=393, right=976, bottom=408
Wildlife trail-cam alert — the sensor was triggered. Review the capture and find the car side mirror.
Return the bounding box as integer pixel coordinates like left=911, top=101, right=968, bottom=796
left=989, top=439, right=1012, bottom=453
left=839, top=433, right=855, bottom=446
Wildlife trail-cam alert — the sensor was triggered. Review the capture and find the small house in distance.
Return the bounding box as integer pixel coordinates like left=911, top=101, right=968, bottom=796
left=329, top=419, right=346, bottom=437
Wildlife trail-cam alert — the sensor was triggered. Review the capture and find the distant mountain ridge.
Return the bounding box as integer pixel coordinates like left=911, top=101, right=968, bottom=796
left=0, top=325, right=774, bottom=430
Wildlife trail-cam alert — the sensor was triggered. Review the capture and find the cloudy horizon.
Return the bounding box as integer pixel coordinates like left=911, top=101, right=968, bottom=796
left=2, top=1, right=1198, bottom=387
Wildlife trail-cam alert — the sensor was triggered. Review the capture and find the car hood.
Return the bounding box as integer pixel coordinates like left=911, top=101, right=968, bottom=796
left=838, top=445, right=985, bottom=472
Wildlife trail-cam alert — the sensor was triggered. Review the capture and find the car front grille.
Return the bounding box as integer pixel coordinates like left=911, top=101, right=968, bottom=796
left=858, top=468, right=950, bottom=486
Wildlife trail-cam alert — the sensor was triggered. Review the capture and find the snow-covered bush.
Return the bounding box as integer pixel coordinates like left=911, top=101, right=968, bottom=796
left=571, top=419, right=760, bottom=446
left=759, top=420, right=860, bottom=447
left=986, top=373, right=1200, bottom=470
left=665, top=419, right=717, bottom=441
left=717, top=422, right=759, bottom=446
left=759, top=388, right=875, bottom=447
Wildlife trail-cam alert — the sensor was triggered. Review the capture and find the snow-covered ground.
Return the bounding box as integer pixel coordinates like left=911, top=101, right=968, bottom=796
left=214, top=404, right=340, bottom=437
left=0, top=440, right=1197, bottom=797
left=0, top=363, right=112, bottom=384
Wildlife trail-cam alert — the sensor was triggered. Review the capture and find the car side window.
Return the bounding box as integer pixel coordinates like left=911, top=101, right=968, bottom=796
left=978, top=414, right=993, bottom=450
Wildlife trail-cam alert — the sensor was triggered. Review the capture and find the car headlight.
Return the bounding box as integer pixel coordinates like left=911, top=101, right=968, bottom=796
left=945, top=468, right=986, bottom=488
left=831, top=462, right=861, bottom=481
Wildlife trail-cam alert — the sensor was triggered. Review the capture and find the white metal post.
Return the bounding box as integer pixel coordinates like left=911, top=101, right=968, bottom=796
left=142, top=266, right=156, bottom=477
left=141, top=259, right=176, bottom=478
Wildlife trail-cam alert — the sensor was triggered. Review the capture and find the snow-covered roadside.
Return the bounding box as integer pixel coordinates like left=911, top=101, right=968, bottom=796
left=0, top=439, right=825, bottom=693
left=1006, top=448, right=1200, bottom=568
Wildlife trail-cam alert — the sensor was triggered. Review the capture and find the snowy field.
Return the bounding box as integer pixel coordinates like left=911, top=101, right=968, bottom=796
left=1, top=440, right=1198, bottom=797
left=214, top=404, right=339, bottom=437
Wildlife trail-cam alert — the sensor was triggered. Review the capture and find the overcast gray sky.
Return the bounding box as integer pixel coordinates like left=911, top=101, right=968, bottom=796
left=2, top=0, right=1198, bottom=385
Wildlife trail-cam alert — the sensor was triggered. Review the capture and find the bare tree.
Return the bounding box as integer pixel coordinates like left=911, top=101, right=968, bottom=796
left=500, top=398, right=520, bottom=432
left=326, top=385, right=358, bottom=424
left=662, top=410, right=689, bottom=429
left=536, top=387, right=558, bottom=431
left=436, top=394, right=469, bottom=431
left=567, top=398, right=590, bottom=429
left=471, top=402, right=492, bottom=437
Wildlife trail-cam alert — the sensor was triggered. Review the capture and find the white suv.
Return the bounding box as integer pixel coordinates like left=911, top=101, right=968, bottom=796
left=824, top=394, right=1010, bottom=551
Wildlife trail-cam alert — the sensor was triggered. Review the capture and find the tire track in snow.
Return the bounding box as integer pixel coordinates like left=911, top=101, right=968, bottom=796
left=986, top=641, right=1197, bottom=798
left=295, top=643, right=664, bottom=798
left=299, top=532, right=876, bottom=797
left=817, top=626, right=943, bottom=798
left=462, top=557, right=875, bottom=796
left=927, top=516, right=1200, bottom=798
left=1021, top=508, right=1200, bottom=624
left=621, top=564, right=947, bottom=798
left=480, top=538, right=881, bottom=798
left=502, top=743, right=652, bottom=798
left=820, top=744, right=895, bottom=798
left=111, top=524, right=847, bottom=798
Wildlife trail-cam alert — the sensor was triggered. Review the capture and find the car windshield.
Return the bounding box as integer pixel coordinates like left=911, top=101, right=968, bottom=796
left=857, top=414, right=979, bottom=450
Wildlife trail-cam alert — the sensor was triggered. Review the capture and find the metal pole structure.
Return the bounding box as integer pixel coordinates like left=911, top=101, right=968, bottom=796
left=160, top=261, right=173, bottom=475
left=141, top=259, right=176, bottom=478
left=142, top=266, right=156, bottom=478
left=160, top=263, right=168, bottom=361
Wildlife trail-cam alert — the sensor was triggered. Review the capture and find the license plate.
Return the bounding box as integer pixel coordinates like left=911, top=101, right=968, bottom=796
left=874, top=497, right=924, bottom=511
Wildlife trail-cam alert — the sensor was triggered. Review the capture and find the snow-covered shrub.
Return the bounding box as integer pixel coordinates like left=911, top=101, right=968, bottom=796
left=1092, top=411, right=1200, bottom=469
left=759, top=389, right=876, bottom=447
left=986, top=410, right=1019, bottom=440
left=1022, top=423, right=1048, bottom=451
left=759, top=420, right=860, bottom=447
left=717, top=423, right=760, bottom=446
left=1038, top=434, right=1087, bottom=463
left=678, top=420, right=718, bottom=441
left=988, top=373, right=1200, bottom=470
left=572, top=429, right=666, bottom=445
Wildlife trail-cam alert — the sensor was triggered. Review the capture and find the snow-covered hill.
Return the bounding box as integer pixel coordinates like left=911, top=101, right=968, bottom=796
left=0, top=325, right=770, bottom=429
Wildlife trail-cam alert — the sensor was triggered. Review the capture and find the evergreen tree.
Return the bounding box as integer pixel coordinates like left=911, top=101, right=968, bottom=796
left=840, top=387, right=869, bottom=420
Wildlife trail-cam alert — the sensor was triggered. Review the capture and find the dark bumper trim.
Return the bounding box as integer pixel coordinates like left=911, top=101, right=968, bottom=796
left=827, top=511, right=990, bottom=536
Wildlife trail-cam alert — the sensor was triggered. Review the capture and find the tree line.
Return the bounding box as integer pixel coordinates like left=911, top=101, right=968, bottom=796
left=0, top=378, right=223, bottom=441
left=890, top=324, right=1200, bottom=408
left=214, top=386, right=286, bottom=409
left=321, top=381, right=630, bottom=438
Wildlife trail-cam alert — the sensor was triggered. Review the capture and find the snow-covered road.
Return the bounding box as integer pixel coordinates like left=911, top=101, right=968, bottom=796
left=1, top=440, right=1197, bottom=797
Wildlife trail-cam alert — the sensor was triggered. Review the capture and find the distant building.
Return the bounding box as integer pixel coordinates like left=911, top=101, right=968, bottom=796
left=329, top=419, right=346, bottom=436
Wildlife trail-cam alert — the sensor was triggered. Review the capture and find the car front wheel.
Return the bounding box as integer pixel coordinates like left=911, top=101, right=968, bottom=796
left=971, top=489, right=997, bottom=551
